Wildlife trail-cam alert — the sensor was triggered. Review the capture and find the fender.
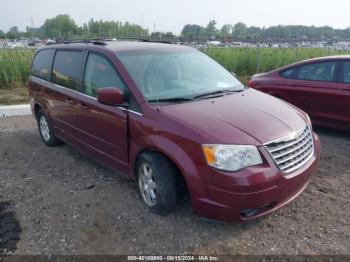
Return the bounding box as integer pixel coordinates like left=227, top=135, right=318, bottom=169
left=32, top=99, right=55, bottom=124
left=129, top=134, right=214, bottom=209
left=29, top=77, right=54, bottom=123
left=129, top=134, right=200, bottom=179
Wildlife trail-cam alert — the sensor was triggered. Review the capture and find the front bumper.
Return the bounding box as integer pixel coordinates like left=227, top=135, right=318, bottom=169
left=186, top=132, right=321, bottom=222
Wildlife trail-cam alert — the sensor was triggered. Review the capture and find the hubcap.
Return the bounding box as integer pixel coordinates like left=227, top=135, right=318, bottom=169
left=138, top=163, right=157, bottom=207
left=39, top=115, right=50, bottom=141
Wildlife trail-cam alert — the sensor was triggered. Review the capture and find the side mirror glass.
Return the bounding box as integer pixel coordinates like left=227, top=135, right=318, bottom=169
left=97, top=87, right=125, bottom=106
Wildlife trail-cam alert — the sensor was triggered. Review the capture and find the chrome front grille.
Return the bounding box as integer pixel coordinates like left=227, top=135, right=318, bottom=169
left=265, top=125, right=314, bottom=174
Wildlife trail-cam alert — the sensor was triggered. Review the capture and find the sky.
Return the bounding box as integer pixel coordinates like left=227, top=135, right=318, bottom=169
left=1, top=0, right=349, bottom=34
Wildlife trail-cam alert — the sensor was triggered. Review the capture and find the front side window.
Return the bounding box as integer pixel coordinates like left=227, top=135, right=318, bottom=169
left=31, top=49, right=55, bottom=80
left=341, top=61, right=350, bottom=83
left=297, top=62, right=337, bottom=82
left=117, top=49, right=244, bottom=101
left=52, top=50, right=84, bottom=90
left=83, top=53, right=125, bottom=97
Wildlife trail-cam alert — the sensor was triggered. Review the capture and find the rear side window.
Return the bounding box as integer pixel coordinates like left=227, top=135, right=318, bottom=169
left=341, top=61, right=350, bottom=83
left=83, top=53, right=125, bottom=97
left=281, top=67, right=297, bottom=79
left=52, top=51, right=84, bottom=90
left=31, top=49, right=55, bottom=80
left=297, top=62, right=337, bottom=82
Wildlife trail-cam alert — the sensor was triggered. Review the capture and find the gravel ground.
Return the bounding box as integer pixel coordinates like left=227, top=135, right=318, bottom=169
left=0, top=115, right=349, bottom=256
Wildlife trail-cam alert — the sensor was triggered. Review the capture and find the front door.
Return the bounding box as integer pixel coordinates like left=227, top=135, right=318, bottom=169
left=72, top=52, right=129, bottom=173
left=286, top=61, right=339, bottom=125
left=335, top=61, right=350, bottom=128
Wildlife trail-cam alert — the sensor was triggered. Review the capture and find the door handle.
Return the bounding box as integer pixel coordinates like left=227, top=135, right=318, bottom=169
left=65, top=98, right=74, bottom=104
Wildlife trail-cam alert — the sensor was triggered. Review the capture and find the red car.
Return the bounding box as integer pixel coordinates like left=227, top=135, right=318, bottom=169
left=250, top=56, right=350, bottom=131
left=28, top=40, right=320, bottom=221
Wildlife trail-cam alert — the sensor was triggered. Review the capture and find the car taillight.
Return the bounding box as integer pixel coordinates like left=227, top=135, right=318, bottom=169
left=248, top=80, right=255, bottom=88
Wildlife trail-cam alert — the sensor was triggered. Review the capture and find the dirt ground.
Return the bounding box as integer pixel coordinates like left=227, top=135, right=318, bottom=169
left=0, top=115, right=349, bottom=256
left=0, top=89, right=30, bottom=106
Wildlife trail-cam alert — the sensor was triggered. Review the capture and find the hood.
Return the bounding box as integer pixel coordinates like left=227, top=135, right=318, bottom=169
left=160, top=89, right=307, bottom=146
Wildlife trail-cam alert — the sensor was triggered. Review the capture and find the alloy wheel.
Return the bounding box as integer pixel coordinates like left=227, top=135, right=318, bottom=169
left=138, top=163, right=157, bottom=207
left=39, top=115, right=50, bottom=142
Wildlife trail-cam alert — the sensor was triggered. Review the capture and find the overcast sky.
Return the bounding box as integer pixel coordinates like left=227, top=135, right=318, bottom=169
left=1, top=0, right=349, bottom=34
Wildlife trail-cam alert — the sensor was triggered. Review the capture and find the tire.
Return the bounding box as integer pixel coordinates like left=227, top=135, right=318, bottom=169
left=36, top=109, right=62, bottom=147
left=136, top=152, right=177, bottom=215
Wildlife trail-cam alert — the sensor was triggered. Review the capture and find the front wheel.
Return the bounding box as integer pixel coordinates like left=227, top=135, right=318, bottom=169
left=137, top=152, right=177, bottom=215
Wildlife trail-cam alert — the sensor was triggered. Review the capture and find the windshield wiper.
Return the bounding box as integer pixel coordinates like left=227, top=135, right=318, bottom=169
left=192, top=89, right=243, bottom=100
left=148, top=97, right=194, bottom=104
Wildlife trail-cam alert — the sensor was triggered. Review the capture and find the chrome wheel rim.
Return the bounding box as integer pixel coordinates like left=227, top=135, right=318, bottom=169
left=39, top=115, right=50, bottom=141
left=138, top=163, right=157, bottom=207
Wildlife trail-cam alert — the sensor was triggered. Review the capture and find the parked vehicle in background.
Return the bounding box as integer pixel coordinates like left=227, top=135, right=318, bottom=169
left=250, top=56, right=350, bottom=131
left=28, top=40, right=320, bottom=221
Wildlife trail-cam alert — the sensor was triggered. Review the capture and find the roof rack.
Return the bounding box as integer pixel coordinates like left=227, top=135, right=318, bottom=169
left=47, top=37, right=174, bottom=46
left=47, top=38, right=117, bottom=46
left=115, top=37, right=174, bottom=44
left=138, top=39, right=174, bottom=44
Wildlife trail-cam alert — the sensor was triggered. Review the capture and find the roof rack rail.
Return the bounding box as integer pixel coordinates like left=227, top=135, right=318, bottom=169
left=48, top=38, right=117, bottom=46
left=138, top=39, right=174, bottom=44
left=115, top=37, right=174, bottom=44
left=46, top=37, right=174, bottom=46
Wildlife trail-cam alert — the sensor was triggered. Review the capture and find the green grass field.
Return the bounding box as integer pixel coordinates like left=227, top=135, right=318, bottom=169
left=205, top=47, right=349, bottom=83
left=0, top=49, right=35, bottom=89
left=0, top=47, right=349, bottom=104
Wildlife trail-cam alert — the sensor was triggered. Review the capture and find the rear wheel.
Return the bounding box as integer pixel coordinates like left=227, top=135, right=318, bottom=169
left=37, top=109, right=62, bottom=147
left=136, top=152, right=177, bottom=215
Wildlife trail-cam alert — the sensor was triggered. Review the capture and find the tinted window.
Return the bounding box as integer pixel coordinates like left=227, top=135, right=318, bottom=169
left=84, top=53, right=125, bottom=97
left=52, top=51, right=84, bottom=90
left=297, top=62, right=337, bottom=82
left=281, top=67, right=297, bottom=79
left=31, top=49, right=55, bottom=80
left=341, top=61, right=350, bottom=83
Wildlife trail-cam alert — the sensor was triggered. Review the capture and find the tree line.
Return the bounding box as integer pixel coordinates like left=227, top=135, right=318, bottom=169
left=1, top=15, right=350, bottom=42
left=0, top=15, right=149, bottom=40
left=181, top=20, right=350, bottom=42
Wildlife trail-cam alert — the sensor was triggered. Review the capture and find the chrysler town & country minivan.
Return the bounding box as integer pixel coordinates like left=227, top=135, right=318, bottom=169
left=28, top=40, right=321, bottom=221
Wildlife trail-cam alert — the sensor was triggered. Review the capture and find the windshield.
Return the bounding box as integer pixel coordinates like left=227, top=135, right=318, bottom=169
left=117, top=49, right=245, bottom=102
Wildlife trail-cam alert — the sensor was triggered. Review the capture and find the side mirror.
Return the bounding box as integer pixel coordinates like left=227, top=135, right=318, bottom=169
left=231, top=72, right=237, bottom=77
left=97, top=87, right=125, bottom=106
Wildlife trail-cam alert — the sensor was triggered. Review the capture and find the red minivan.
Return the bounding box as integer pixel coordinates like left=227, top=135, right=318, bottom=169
left=29, top=40, right=321, bottom=221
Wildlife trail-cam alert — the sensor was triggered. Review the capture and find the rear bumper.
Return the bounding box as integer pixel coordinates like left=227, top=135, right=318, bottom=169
left=187, top=132, right=321, bottom=222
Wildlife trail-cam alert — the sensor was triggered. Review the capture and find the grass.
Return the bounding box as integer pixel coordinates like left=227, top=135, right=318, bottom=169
left=0, top=47, right=349, bottom=105
left=204, top=47, right=349, bottom=77
left=0, top=49, right=35, bottom=90
left=0, top=49, right=33, bottom=105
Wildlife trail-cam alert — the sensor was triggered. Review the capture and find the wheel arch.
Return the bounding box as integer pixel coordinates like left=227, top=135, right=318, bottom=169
left=134, top=147, right=191, bottom=200
left=130, top=135, right=199, bottom=179
left=130, top=135, right=201, bottom=197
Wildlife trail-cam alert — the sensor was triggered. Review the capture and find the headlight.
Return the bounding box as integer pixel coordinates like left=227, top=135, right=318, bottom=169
left=202, top=144, right=263, bottom=171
